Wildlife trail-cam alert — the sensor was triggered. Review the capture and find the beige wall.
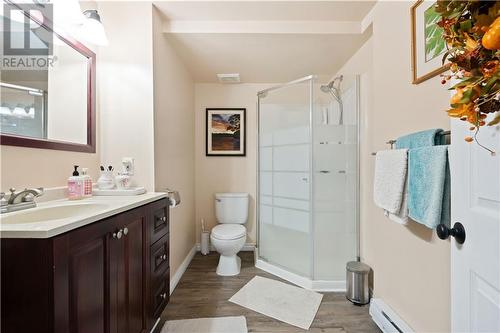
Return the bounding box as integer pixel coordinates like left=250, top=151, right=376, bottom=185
left=342, top=3, right=450, bottom=332
left=194, top=83, right=272, bottom=244
left=152, top=6, right=196, bottom=276
left=97, top=1, right=155, bottom=190
left=0, top=146, right=99, bottom=191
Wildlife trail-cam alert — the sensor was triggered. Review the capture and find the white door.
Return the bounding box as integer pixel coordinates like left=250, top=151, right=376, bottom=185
left=449, top=116, right=500, bottom=332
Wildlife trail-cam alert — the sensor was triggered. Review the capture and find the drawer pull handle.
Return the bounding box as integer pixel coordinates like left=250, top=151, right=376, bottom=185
left=160, top=292, right=167, bottom=299
left=123, top=227, right=129, bottom=236
left=161, top=254, right=167, bottom=261
left=156, top=216, right=167, bottom=222
left=113, top=229, right=123, bottom=239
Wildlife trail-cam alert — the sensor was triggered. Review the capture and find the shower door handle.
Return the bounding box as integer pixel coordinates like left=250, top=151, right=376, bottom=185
left=301, top=177, right=309, bottom=182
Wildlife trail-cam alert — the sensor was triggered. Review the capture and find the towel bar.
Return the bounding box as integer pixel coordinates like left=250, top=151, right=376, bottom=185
left=371, top=130, right=451, bottom=155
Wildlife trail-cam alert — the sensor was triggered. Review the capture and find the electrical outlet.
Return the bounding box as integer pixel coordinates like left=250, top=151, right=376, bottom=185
left=122, top=157, right=134, bottom=175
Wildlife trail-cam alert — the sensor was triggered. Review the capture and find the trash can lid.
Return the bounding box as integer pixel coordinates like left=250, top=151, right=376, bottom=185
left=346, top=261, right=371, bottom=273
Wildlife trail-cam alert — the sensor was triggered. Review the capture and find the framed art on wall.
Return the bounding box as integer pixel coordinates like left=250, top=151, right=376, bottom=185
left=206, top=108, right=246, bottom=156
left=411, top=0, right=450, bottom=84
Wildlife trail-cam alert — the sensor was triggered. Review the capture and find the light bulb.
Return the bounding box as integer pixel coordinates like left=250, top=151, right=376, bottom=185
left=78, top=10, right=108, bottom=46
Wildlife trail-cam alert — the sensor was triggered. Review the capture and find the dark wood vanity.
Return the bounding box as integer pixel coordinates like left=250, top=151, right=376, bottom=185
left=1, top=198, right=170, bottom=333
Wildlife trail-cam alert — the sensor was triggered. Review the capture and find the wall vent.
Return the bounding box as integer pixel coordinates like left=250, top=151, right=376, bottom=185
left=217, top=73, right=240, bottom=84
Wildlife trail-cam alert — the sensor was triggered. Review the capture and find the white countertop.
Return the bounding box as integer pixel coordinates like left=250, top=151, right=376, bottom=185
left=0, top=192, right=168, bottom=239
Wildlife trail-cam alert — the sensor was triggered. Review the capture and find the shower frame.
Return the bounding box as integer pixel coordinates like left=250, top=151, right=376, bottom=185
left=255, top=74, right=361, bottom=291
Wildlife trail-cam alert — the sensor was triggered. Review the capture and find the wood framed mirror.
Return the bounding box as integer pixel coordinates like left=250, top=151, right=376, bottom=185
left=1, top=1, right=96, bottom=153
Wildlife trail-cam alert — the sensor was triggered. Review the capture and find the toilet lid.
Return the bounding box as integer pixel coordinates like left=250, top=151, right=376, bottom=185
left=212, top=224, right=246, bottom=240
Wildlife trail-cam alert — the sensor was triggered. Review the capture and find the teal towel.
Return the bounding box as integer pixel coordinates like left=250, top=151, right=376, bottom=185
left=408, top=146, right=450, bottom=229
left=395, top=129, right=445, bottom=149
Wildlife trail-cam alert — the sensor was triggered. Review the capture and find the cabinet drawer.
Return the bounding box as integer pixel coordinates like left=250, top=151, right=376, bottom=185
left=150, top=199, right=169, bottom=244
left=151, top=271, right=169, bottom=318
left=150, top=233, right=169, bottom=284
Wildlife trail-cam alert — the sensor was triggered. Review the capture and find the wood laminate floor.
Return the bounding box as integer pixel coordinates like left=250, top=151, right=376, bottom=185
left=156, top=252, right=380, bottom=333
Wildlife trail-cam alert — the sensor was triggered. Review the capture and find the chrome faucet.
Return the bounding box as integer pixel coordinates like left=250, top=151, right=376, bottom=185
left=1, top=187, right=44, bottom=214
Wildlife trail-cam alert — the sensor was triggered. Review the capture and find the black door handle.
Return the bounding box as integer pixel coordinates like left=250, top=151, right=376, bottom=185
left=436, top=222, right=466, bottom=244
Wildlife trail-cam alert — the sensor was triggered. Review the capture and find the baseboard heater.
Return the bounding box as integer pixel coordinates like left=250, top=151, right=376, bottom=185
left=369, top=298, right=414, bottom=333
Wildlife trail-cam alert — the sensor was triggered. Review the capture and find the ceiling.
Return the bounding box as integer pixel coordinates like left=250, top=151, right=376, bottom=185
left=153, top=1, right=375, bottom=83
left=153, top=1, right=376, bottom=22
left=165, top=30, right=371, bottom=83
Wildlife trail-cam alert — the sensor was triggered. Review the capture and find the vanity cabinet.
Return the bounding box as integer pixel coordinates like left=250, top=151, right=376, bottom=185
left=1, top=198, right=170, bottom=333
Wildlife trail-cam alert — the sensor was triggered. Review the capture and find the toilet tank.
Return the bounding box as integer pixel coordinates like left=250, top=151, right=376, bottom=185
left=215, top=193, right=249, bottom=224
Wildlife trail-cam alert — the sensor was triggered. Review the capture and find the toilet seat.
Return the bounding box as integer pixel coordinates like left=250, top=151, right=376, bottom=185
left=212, top=224, right=246, bottom=240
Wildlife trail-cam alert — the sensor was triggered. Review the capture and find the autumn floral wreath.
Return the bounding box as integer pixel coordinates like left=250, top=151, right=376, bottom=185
left=437, top=0, right=499, bottom=154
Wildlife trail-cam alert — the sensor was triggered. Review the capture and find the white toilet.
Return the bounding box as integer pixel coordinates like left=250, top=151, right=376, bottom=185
left=210, top=192, right=249, bottom=276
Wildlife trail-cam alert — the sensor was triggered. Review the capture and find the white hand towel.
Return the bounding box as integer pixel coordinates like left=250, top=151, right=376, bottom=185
left=374, top=149, right=408, bottom=215
left=388, top=178, right=408, bottom=224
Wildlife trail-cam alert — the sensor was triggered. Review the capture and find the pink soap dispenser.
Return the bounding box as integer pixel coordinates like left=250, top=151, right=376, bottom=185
left=68, top=165, right=84, bottom=200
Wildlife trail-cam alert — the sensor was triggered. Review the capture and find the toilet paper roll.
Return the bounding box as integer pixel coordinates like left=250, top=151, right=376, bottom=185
left=165, top=189, right=181, bottom=207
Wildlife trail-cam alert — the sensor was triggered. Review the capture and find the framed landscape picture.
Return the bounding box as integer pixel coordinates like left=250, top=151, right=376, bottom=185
left=411, top=0, right=450, bottom=84
left=206, top=108, right=246, bottom=156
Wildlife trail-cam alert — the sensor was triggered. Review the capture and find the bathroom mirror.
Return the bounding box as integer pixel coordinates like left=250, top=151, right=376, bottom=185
left=0, top=3, right=96, bottom=153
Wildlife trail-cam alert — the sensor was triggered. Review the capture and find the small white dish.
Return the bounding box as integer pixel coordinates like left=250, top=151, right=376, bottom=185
left=93, top=187, right=146, bottom=196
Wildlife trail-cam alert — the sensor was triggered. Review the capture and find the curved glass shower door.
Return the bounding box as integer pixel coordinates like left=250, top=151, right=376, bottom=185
left=257, top=77, right=313, bottom=277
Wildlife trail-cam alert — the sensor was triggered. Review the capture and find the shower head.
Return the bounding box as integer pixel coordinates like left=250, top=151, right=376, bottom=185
left=321, top=75, right=343, bottom=96
left=320, top=85, right=331, bottom=93
left=321, top=75, right=343, bottom=93
left=320, top=75, right=344, bottom=125
left=320, top=75, right=343, bottom=99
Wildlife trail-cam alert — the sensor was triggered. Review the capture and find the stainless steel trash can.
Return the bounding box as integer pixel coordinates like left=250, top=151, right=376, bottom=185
left=346, top=261, right=371, bottom=305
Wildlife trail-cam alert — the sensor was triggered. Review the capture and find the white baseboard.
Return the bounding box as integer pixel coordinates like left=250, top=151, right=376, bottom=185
left=170, top=245, right=196, bottom=295
left=255, top=258, right=346, bottom=292
left=369, top=298, right=414, bottom=333
left=195, top=243, right=255, bottom=252
left=150, top=317, right=161, bottom=333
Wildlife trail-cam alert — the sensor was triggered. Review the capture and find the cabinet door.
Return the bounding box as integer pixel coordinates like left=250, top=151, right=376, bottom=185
left=53, top=217, right=114, bottom=333
left=1, top=239, right=53, bottom=333
left=109, top=207, right=147, bottom=333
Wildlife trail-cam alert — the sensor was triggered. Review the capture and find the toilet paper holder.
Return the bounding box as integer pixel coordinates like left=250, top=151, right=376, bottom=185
left=165, top=189, right=181, bottom=207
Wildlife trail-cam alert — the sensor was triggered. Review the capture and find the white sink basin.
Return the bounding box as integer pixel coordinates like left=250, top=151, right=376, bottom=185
left=1, top=203, right=110, bottom=224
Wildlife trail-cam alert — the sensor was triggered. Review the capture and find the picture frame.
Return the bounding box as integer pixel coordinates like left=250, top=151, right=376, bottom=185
left=410, top=0, right=450, bottom=84
left=206, top=108, right=246, bottom=156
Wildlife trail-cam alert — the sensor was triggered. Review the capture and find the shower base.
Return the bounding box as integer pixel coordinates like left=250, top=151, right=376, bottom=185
left=254, top=248, right=346, bottom=292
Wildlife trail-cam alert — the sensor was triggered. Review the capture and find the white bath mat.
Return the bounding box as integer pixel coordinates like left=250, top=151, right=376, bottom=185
left=161, top=316, right=247, bottom=333
left=229, top=276, right=323, bottom=329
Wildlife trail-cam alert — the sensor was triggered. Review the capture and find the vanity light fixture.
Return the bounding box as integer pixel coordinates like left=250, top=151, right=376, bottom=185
left=80, top=9, right=108, bottom=46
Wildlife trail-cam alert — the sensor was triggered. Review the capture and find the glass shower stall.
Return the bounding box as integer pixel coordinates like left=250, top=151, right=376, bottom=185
left=256, top=74, right=360, bottom=290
